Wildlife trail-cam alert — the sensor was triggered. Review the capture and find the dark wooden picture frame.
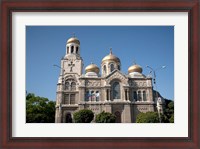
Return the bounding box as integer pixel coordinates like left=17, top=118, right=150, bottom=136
left=0, top=0, right=199, bottom=148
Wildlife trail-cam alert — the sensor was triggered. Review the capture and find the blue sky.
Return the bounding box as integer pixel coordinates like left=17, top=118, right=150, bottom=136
left=26, top=26, right=174, bottom=100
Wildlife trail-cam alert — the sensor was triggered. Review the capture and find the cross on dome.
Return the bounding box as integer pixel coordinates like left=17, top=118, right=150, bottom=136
left=110, top=47, right=112, bottom=55
left=72, top=32, right=76, bottom=37
left=133, top=59, right=137, bottom=65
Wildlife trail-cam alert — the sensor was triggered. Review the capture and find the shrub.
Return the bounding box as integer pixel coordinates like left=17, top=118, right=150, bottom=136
left=136, top=112, right=160, bottom=123
left=73, top=109, right=94, bottom=123
left=95, top=111, right=116, bottom=123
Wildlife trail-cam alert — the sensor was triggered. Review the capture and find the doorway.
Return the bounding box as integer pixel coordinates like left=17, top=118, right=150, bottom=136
left=114, top=111, right=121, bottom=123
left=66, top=112, right=72, bottom=123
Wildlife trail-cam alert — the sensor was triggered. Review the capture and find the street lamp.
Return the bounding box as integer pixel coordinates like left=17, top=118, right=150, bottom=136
left=53, top=64, right=65, bottom=73
left=146, top=65, right=166, bottom=123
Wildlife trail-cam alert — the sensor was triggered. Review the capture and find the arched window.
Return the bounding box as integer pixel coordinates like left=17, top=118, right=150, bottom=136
left=71, top=46, right=74, bottom=53
left=65, top=82, right=70, bottom=90
left=138, top=91, right=142, bottom=101
left=76, top=47, right=79, bottom=54
left=133, top=91, right=137, bottom=101
left=67, top=46, right=69, bottom=54
left=71, top=82, right=76, bottom=90
left=103, top=65, right=107, bottom=74
left=110, top=63, right=114, bottom=72
left=112, top=82, right=120, bottom=99
left=143, top=91, right=146, bottom=101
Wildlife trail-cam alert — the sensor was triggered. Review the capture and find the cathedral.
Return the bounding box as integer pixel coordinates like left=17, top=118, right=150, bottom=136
left=55, top=36, right=165, bottom=123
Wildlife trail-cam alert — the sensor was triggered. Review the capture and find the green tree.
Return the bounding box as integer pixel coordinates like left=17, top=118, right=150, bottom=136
left=73, top=109, right=94, bottom=123
left=95, top=111, right=116, bottom=123
left=26, top=93, right=55, bottom=123
left=136, top=111, right=169, bottom=123
left=164, top=101, right=174, bottom=123
left=169, top=114, right=174, bottom=123
left=136, top=112, right=160, bottom=123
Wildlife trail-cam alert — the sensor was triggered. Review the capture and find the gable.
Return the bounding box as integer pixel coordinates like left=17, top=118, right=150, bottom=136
left=105, top=70, right=127, bottom=84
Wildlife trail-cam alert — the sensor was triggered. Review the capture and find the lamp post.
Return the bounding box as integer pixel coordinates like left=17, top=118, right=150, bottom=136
left=146, top=65, right=166, bottom=123
left=53, top=64, right=65, bottom=73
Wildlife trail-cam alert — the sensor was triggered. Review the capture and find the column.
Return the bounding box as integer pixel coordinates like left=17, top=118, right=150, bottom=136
left=125, top=89, right=127, bottom=101
left=141, top=91, right=143, bottom=102
left=68, top=94, right=71, bottom=105
left=123, top=104, right=131, bottom=123
left=79, top=87, right=85, bottom=102
left=108, top=89, right=111, bottom=101
left=124, top=89, right=126, bottom=101
left=55, top=103, right=62, bottom=123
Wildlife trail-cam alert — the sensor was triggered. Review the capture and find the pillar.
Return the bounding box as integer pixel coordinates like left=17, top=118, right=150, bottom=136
left=78, top=87, right=85, bottom=102
left=55, top=104, right=62, bottom=123
left=127, top=89, right=130, bottom=101
left=123, top=104, right=131, bottom=123
left=124, top=89, right=126, bottom=101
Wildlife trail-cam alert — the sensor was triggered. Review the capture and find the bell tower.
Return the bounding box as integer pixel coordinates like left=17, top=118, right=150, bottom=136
left=55, top=36, right=83, bottom=123
left=61, top=36, right=83, bottom=75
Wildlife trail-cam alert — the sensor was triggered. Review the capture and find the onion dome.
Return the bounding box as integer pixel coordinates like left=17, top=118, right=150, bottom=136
left=102, top=49, right=120, bottom=63
left=128, top=64, right=143, bottom=73
left=85, top=63, right=100, bottom=74
left=67, top=37, right=80, bottom=45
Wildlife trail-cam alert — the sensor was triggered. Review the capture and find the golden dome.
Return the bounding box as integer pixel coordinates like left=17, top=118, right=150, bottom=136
left=128, top=64, right=143, bottom=73
left=67, top=37, right=80, bottom=45
left=85, top=63, right=100, bottom=74
left=102, top=49, right=120, bottom=63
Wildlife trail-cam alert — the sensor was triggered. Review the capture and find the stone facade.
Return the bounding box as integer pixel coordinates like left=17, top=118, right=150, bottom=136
left=55, top=36, right=165, bottom=123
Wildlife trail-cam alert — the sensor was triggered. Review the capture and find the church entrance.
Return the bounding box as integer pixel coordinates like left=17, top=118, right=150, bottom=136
left=114, top=111, right=121, bottom=123
left=66, top=112, right=72, bottom=123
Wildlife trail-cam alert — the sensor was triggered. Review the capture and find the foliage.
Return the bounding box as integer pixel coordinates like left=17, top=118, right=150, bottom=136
left=164, top=101, right=174, bottom=123
left=95, top=111, right=116, bottom=123
left=169, top=114, right=174, bottom=123
left=26, top=93, right=55, bottom=123
left=73, top=109, right=94, bottom=123
left=160, top=113, right=169, bottom=123
left=136, top=112, right=160, bottom=123
left=164, top=98, right=173, bottom=107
